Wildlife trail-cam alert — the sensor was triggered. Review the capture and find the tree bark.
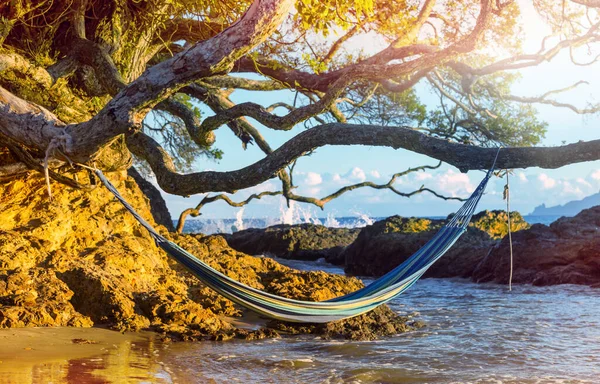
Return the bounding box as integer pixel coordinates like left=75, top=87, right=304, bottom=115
left=127, top=167, right=175, bottom=231
left=0, top=0, right=295, bottom=164
left=128, top=123, right=600, bottom=196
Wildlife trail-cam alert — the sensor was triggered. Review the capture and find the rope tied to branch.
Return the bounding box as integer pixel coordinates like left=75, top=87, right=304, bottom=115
left=503, top=170, right=514, bottom=291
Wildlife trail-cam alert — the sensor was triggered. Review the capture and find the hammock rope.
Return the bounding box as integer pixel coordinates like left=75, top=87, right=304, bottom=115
left=504, top=170, right=514, bottom=291
left=93, top=151, right=499, bottom=323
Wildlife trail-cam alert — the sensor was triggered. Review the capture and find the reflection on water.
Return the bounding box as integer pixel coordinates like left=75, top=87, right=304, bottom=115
left=2, top=272, right=599, bottom=383
left=0, top=327, right=174, bottom=384
left=159, top=276, right=600, bottom=384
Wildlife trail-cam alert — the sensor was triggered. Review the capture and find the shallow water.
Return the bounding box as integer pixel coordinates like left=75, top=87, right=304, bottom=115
left=2, top=261, right=599, bottom=383
left=157, top=261, right=600, bottom=383
left=0, top=327, right=172, bottom=383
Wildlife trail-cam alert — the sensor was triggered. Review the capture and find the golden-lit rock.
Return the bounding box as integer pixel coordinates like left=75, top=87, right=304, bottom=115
left=0, top=172, right=417, bottom=340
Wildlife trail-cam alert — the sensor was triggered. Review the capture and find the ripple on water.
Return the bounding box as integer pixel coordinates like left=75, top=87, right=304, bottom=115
left=155, top=277, right=600, bottom=383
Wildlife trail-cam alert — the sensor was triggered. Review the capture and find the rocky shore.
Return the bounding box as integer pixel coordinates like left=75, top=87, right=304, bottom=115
left=224, top=208, right=600, bottom=288
left=4, top=170, right=598, bottom=344
left=472, top=206, right=600, bottom=286
left=224, top=212, right=529, bottom=278
left=223, top=224, right=360, bottom=265
left=0, top=171, right=421, bottom=341
left=343, top=211, right=529, bottom=278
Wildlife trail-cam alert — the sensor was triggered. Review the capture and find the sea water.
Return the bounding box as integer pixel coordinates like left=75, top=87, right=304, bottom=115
left=1, top=213, right=586, bottom=383
left=159, top=270, right=600, bottom=383
left=3, top=275, right=597, bottom=383
left=157, top=213, right=599, bottom=383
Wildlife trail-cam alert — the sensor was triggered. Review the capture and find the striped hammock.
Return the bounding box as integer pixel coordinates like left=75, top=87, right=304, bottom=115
left=96, top=157, right=496, bottom=323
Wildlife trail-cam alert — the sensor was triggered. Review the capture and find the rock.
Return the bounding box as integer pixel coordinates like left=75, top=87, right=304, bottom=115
left=0, top=268, right=92, bottom=328
left=170, top=234, right=421, bottom=340
left=0, top=171, right=230, bottom=339
left=269, top=305, right=424, bottom=341
left=470, top=210, right=530, bottom=240
left=472, top=206, right=600, bottom=286
left=343, top=216, right=496, bottom=278
left=0, top=172, right=416, bottom=341
left=223, top=224, right=360, bottom=265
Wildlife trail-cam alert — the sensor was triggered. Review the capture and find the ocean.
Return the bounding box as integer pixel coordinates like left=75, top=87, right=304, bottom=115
left=159, top=269, right=600, bottom=383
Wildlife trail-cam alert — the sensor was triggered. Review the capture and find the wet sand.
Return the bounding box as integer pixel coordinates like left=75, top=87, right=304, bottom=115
left=0, top=327, right=179, bottom=383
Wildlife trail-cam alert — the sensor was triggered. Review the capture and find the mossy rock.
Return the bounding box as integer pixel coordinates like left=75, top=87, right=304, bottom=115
left=469, top=210, right=530, bottom=240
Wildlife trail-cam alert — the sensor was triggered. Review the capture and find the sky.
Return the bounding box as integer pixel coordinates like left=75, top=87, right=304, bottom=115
left=156, top=1, right=600, bottom=222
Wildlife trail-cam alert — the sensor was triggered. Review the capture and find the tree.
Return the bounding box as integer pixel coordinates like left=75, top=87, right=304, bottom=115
left=1, top=0, right=600, bottom=231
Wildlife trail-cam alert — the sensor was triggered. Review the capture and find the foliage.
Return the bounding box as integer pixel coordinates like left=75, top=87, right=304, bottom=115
left=0, top=0, right=598, bottom=219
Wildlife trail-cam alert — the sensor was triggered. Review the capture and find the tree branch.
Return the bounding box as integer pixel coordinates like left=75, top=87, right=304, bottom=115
left=199, top=75, right=350, bottom=131
left=127, top=122, right=600, bottom=196
left=175, top=162, right=462, bottom=232
left=175, top=190, right=282, bottom=233
left=494, top=81, right=600, bottom=114
left=279, top=161, right=463, bottom=209
left=1, top=0, right=296, bottom=163
left=200, top=75, right=288, bottom=91
left=570, top=0, right=600, bottom=7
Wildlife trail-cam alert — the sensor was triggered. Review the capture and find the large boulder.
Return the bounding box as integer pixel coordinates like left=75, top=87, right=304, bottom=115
left=472, top=206, right=600, bottom=286
left=0, top=172, right=418, bottom=341
left=343, top=216, right=496, bottom=277
left=223, top=224, right=360, bottom=265
left=0, top=171, right=230, bottom=338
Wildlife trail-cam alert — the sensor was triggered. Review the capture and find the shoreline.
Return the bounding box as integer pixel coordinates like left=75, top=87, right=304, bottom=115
left=0, top=327, right=178, bottom=383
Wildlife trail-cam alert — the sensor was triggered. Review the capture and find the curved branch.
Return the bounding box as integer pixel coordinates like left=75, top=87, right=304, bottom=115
left=496, top=81, right=600, bottom=114
left=200, top=76, right=350, bottom=131
left=280, top=161, right=463, bottom=209
left=127, top=122, right=600, bottom=196
left=176, top=190, right=282, bottom=233
left=159, top=19, right=225, bottom=43
left=447, top=22, right=600, bottom=78
left=0, top=0, right=295, bottom=163
left=201, top=75, right=287, bottom=91
left=156, top=98, right=215, bottom=147
left=49, top=37, right=217, bottom=150
left=233, top=0, right=494, bottom=93
left=176, top=162, right=462, bottom=232
left=181, top=84, right=260, bottom=149
left=570, top=0, right=600, bottom=7
left=322, top=26, right=359, bottom=66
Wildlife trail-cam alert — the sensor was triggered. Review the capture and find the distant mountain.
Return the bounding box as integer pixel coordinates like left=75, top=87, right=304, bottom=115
left=530, top=191, right=600, bottom=217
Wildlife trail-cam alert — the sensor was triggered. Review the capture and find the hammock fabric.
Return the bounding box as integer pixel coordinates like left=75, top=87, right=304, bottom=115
left=95, top=155, right=497, bottom=323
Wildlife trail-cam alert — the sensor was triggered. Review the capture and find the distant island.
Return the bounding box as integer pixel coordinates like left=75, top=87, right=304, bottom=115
left=530, top=191, right=600, bottom=216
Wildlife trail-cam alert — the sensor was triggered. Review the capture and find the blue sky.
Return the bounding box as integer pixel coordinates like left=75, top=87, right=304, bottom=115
left=156, top=3, right=600, bottom=221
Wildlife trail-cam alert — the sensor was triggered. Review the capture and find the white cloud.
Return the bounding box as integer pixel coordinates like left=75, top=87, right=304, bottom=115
left=518, top=172, right=528, bottom=183
left=370, top=170, right=381, bottom=179
left=332, top=173, right=343, bottom=183
left=304, top=172, right=322, bottom=186
left=414, top=172, right=433, bottom=181
left=560, top=181, right=585, bottom=198
left=348, top=167, right=366, bottom=182
left=436, top=170, right=474, bottom=197
left=576, top=177, right=592, bottom=188
left=537, top=173, right=557, bottom=189
left=591, top=170, right=600, bottom=181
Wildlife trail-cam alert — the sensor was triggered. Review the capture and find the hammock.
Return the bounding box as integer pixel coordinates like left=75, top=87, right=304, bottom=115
left=95, top=155, right=497, bottom=323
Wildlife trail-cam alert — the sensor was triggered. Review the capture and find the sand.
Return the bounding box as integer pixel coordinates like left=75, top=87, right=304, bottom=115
left=0, top=327, right=177, bottom=383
